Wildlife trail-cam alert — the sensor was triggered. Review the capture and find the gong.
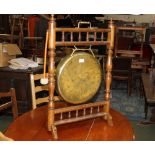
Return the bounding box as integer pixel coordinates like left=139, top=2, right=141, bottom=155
left=56, top=52, right=102, bottom=104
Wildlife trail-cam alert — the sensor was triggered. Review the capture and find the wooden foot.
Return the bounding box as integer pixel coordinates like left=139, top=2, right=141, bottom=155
left=107, top=114, right=113, bottom=126
left=103, top=115, right=108, bottom=120
left=103, top=113, right=113, bottom=126
left=51, top=125, right=58, bottom=139
left=48, top=124, right=52, bottom=131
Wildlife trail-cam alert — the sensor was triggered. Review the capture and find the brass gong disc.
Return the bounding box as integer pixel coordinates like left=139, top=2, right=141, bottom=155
left=56, top=52, right=102, bottom=104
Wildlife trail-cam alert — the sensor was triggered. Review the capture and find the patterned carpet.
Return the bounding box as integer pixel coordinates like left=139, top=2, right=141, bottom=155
left=0, top=115, right=13, bottom=132
left=92, top=72, right=151, bottom=121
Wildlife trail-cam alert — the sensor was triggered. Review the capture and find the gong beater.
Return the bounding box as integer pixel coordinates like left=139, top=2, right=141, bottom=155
left=56, top=51, right=102, bottom=104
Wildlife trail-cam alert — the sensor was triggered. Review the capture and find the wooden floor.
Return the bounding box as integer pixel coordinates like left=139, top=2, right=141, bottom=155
left=5, top=105, right=134, bottom=141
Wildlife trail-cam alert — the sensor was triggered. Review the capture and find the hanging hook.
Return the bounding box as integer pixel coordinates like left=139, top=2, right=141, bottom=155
left=71, top=45, right=95, bottom=58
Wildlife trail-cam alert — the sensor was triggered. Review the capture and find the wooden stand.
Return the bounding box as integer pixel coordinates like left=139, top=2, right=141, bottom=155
left=47, top=15, right=115, bottom=139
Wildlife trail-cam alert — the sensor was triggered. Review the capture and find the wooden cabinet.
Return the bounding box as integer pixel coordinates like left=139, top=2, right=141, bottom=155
left=115, top=26, right=146, bottom=58
left=0, top=66, right=43, bottom=114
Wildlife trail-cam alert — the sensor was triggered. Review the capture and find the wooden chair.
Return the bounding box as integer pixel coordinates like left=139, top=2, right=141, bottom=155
left=0, top=88, right=18, bottom=120
left=30, top=73, right=48, bottom=109
left=112, top=57, right=132, bottom=96
left=30, top=73, right=61, bottom=109
left=22, top=16, right=44, bottom=62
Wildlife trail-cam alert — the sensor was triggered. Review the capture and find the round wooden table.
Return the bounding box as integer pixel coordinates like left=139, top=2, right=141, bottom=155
left=5, top=105, right=134, bottom=141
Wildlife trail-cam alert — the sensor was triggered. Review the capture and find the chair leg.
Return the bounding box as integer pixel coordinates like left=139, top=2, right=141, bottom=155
left=145, top=101, right=148, bottom=119
left=139, top=78, right=144, bottom=97
left=128, top=79, right=131, bottom=96
left=10, top=88, right=18, bottom=119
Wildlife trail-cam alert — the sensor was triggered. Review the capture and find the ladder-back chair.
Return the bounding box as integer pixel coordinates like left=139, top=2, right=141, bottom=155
left=30, top=73, right=61, bottom=109
left=112, top=57, right=132, bottom=96
left=0, top=88, right=18, bottom=120
left=30, top=73, right=49, bottom=109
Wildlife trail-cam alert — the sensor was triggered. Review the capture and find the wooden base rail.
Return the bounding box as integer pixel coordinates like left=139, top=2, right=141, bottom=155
left=53, top=101, right=112, bottom=125
left=54, top=101, right=105, bottom=114
left=48, top=101, right=113, bottom=139
left=55, top=112, right=108, bottom=126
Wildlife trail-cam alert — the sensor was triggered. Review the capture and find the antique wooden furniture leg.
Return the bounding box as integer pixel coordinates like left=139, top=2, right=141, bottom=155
left=104, top=49, right=113, bottom=126
left=103, top=20, right=114, bottom=126
left=47, top=15, right=58, bottom=139
left=141, top=72, right=155, bottom=120
left=10, top=88, right=18, bottom=119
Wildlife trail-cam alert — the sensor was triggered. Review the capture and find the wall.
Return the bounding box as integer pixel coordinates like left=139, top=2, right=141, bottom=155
left=102, top=14, right=155, bottom=25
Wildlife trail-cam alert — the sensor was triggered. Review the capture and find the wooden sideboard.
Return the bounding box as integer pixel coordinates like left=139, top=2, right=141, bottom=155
left=0, top=66, right=43, bottom=114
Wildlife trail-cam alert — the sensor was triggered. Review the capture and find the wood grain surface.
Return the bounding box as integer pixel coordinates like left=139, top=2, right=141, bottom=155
left=5, top=105, right=134, bottom=141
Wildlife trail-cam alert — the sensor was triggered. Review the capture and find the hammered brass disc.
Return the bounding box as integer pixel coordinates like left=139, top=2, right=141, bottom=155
left=56, top=52, right=102, bottom=104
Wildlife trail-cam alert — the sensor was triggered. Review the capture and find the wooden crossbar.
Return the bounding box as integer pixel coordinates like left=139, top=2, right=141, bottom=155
left=54, top=102, right=105, bottom=114
left=54, top=112, right=107, bottom=126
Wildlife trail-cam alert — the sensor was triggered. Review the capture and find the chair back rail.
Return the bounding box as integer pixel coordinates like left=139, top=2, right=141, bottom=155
left=30, top=73, right=62, bottom=109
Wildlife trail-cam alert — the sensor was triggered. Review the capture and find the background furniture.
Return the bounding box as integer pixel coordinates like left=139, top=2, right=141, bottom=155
left=10, top=15, right=27, bottom=48
left=30, top=73, right=48, bottom=109
left=0, top=15, right=45, bottom=63
left=150, top=44, right=155, bottom=54
left=141, top=72, right=155, bottom=120
left=22, top=16, right=45, bottom=62
left=115, top=26, right=145, bottom=58
left=115, top=26, right=151, bottom=71
left=0, top=66, right=43, bottom=114
left=4, top=105, right=134, bottom=141
left=0, top=88, right=17, bottom=140
left=0, top=15, right=21, bottom=45
left=112, top=57, right=132, bottom=96
left=22, top=37, right=44, bottom=63
left=0, top=15, right=10, bottom=34
left=30, top=73, right=62, bottom=109
left=0, top=88, right=18, bottom=119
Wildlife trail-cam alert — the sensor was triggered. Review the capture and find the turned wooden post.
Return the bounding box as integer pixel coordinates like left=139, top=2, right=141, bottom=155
left=104, top=19, right=115, bottom=125
left=47, top=15, right=57, bottom=138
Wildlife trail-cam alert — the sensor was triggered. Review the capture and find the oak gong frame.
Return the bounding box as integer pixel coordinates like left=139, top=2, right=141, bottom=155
left=47, top=15, right=115, bottom=139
